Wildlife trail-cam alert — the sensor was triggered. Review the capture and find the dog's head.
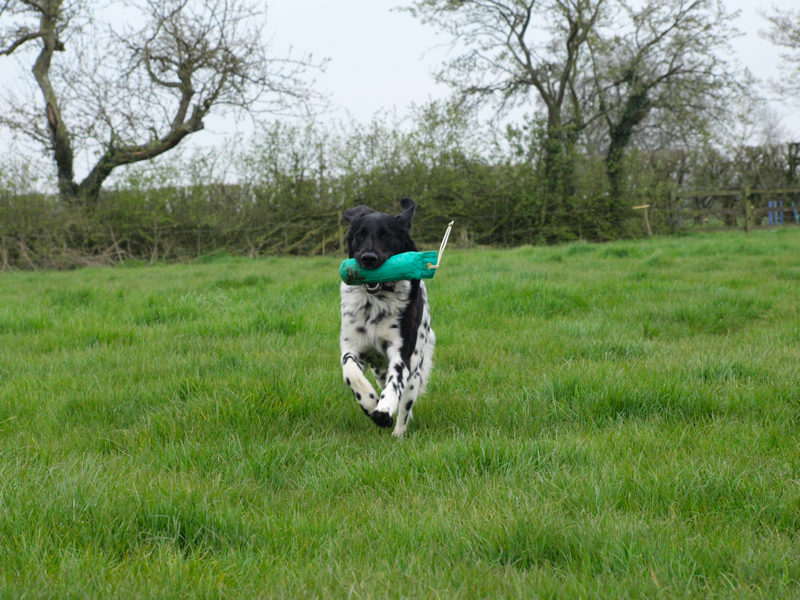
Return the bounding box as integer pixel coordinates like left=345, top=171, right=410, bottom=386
left=342, top=197, right=418, bottom=292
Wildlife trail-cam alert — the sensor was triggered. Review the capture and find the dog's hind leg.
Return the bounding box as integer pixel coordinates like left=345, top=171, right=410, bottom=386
left=341, top=352, right=379, bottom=415
left=393, top=335, right=433, bottom=437
left=370, top=366, right=387, bottom=389
left=394, top=322, right=435, bottom=437
left=393, top=376, right=420, bottom=438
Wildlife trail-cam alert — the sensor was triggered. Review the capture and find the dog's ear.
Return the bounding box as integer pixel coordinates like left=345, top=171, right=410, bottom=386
left=396, top=197, right=416, bottom=231
left=342, top=205, right=374, bottom=225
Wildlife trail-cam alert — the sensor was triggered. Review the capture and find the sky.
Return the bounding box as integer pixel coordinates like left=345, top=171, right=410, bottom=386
left=1, top=0, right=799, bottom=176
left=259, top=0, right=800, bottom=140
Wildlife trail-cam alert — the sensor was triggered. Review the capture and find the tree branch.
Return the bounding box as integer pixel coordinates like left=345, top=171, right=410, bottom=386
left=0, top=29, right=41, bottom=55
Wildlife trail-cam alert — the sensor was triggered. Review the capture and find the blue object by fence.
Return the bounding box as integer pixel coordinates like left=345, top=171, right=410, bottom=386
left=768, top=200, right=785, bottom=226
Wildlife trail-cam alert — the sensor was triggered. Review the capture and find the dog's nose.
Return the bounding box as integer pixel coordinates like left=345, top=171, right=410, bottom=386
left=360, top=252, right=378, bottom=268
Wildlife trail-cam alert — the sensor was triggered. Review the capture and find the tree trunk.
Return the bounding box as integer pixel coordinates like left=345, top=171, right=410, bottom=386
left=31, top=1, right=79, bottom=202
left=604, top=87, right=651, bottom=232
left=539, top=108, right=577, bottom=231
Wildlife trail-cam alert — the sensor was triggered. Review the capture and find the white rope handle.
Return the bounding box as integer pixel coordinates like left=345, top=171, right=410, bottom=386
left=428, top=220, right=454, bottom=269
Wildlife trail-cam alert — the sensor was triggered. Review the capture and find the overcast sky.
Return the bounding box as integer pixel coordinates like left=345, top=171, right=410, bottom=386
left=256, top=0, right=800, bottom=140
left=2, top=0, right=799, bottom=171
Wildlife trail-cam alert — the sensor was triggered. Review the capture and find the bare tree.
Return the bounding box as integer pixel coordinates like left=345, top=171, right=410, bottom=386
left=0, top=0, right=325, bottom=204
left=759, top=6, right=800, bottom=101
left=581, top=0, right=748, bottom=204
left=403, top=0, right=606, bottom=177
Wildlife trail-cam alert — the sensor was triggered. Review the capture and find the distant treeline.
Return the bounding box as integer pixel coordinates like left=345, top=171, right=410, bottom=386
left=1, top=106, right=796, bottom=269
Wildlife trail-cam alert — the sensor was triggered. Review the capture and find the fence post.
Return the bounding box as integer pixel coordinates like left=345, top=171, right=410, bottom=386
left=743, top=186, right=752, bottom=233
left=633, top=205, right=652, bottom=236
left=0, top=235, right=8, bottom=271
left=337, top=210, right=344, bottom=256
left=669, top=185, right=678, bottom=233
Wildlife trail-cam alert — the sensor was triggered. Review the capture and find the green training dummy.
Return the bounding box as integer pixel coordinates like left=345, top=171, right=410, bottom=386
left=339, top=251, right=439, bottom=285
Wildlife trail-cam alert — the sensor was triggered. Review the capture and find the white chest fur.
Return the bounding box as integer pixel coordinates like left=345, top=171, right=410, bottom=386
left=339, top=281, right=412, bottom=352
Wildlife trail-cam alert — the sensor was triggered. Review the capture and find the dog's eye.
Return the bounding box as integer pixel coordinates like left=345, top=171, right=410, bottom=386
left=355, top=233, right=364, bottom=241
left=380, top=232, right=391, bottom=239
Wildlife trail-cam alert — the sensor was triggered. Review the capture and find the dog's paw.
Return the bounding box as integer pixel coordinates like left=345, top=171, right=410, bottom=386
left=369, top=410, right=394, bottom=429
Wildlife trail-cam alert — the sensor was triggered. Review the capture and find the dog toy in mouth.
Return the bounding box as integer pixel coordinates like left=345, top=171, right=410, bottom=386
left=340, top=251, right=439, bottom=285
left=340, top=221, right=454, bottom=286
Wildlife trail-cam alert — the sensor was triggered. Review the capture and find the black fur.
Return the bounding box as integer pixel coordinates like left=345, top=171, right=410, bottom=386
left=343, top=197, right=418, bottom=270
left=399, top=280, right=424, bottom=367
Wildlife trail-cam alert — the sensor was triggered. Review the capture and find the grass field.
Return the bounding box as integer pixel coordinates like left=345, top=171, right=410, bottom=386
left=1, top=229, right=799, bottom=598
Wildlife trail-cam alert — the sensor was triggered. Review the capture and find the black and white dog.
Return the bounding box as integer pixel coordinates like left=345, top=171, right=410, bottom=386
left=339, top=197, right=434, bottom=437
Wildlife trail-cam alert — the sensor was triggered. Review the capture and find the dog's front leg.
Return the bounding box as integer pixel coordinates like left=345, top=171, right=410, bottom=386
left=341, top=351, right=379, bottom=415
left=370, top=349, right=409, bottom=429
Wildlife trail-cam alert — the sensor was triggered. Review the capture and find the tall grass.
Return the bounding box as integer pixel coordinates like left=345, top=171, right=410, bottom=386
left=1, top=229, right=799, bottom=598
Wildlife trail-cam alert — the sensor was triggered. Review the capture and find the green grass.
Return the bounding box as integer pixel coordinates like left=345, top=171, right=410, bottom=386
left=1, top=229, right=799, bottom=598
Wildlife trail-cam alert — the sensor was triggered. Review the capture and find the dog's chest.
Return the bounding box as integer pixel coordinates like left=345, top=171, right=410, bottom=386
left=340, top=282, right=410, bottom=351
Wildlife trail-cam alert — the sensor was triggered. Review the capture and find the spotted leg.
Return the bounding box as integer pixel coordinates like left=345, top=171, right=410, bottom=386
left=341, top=351, right=379, bottom=415
left=395, top=324, right=435, bottom=437
left=393, top=376, right=420, bottom=438
left=370, top=348, right=409, bottom=429
left=370, top=365, right=387, bottom=389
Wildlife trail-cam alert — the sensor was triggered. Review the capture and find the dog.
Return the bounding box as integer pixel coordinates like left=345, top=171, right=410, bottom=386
left=339, top=197, right=435, bottom=437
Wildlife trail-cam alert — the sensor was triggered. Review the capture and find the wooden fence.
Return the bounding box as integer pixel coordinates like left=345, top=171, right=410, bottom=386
left=660, top=186, right=800, bottom=233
